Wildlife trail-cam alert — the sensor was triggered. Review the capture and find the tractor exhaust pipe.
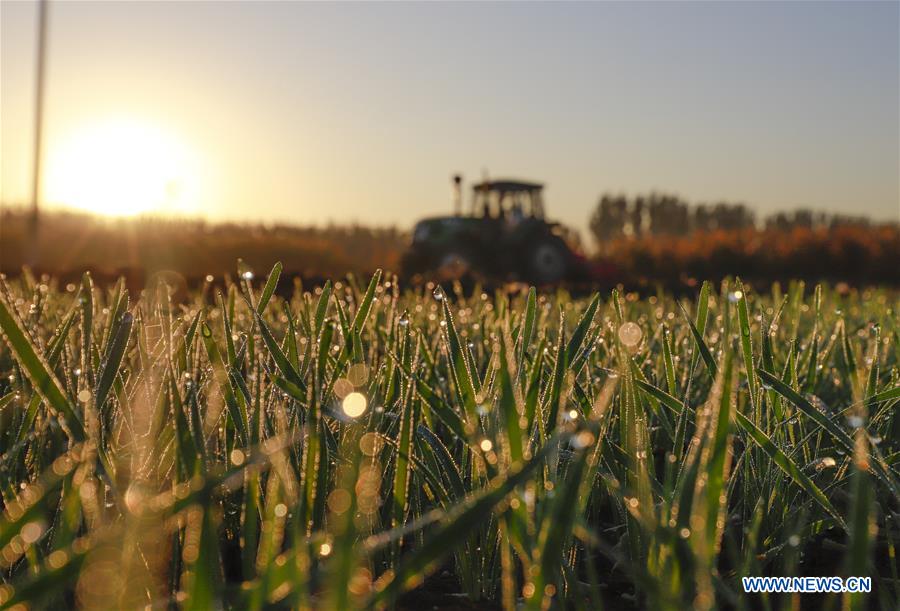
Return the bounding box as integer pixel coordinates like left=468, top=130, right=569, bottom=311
left=452, top=174, right=462, bottom=215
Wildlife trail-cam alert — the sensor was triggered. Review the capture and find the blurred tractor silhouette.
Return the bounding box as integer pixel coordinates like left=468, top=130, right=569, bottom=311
left=402, top=176, right=598, bottom=285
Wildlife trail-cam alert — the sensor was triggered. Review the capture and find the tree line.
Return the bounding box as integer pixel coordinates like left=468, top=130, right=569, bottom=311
left=589, top=193, right=883, bottom=245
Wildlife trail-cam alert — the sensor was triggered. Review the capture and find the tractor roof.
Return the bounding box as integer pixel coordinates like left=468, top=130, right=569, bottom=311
left=472, top=179, right=544, bottom=193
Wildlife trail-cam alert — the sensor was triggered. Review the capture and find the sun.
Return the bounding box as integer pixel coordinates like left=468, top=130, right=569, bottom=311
left=45, top=117, right=202, bottom=217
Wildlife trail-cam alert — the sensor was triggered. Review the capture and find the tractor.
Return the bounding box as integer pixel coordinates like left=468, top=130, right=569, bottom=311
left=401, top=176, right=595, bottom=285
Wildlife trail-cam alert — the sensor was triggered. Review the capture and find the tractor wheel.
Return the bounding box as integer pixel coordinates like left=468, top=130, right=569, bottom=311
left=436, top=251, right=473, bottom=281
left=528, top=238, right=569, bottom=285
left=400, top=249, right=427, bottom=281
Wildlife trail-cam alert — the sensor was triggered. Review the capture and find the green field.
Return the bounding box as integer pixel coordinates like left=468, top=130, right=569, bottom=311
left=1, top=266, right=898, bottom=610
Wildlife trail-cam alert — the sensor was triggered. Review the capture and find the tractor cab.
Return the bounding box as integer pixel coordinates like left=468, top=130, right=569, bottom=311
left=404, top=176, right=591, bottom=285
left=470, top=179, right=545, bottom=220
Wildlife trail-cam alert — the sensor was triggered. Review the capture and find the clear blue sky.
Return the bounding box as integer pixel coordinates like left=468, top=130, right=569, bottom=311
left=2, top=1, right=898, bottom=231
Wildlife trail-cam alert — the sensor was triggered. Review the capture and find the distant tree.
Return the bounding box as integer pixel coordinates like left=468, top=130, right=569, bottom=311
left=692, top=204, right=714, bottom=232
left=829, top=214, right=870, bottom=228
left=793, top=209, right=813, bottom=228
left=589, top=195, right=627, bottom=245
left=629, top=196, right=645, bottom=236
left=766, top=212, right=791, bottom=231
left=764, top=210, right=872, bottom=230
left=710, top=202, right=755, bottom=230
left=646, top=193, right=690, bottom=235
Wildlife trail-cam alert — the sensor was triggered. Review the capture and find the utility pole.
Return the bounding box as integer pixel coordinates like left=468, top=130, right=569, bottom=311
left=28, top=0, right=49, bottom=267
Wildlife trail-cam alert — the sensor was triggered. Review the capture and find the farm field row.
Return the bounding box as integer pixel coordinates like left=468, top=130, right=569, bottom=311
left=0, top=267, right=898, bottom=609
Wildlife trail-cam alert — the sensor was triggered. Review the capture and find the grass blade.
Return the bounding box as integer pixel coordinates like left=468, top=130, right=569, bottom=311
left=0, top=292, right=85, bottom=441
left=735, top=410, right=846, bottom=530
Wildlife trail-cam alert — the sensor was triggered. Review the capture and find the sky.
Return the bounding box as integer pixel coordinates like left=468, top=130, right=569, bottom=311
left=2, top=1, right=898, bottom=232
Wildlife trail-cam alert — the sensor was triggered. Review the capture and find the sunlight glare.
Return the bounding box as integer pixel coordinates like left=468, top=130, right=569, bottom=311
left=45, top=118, right=203, bottom=217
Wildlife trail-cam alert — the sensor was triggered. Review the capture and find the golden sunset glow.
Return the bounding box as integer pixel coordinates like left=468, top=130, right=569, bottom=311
left=45, top=118, right=202, bottom=217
